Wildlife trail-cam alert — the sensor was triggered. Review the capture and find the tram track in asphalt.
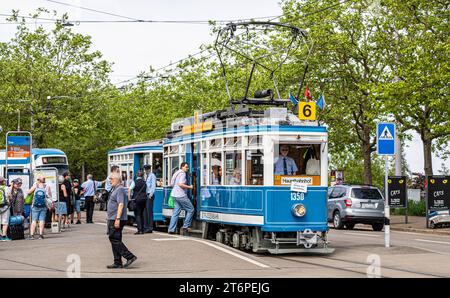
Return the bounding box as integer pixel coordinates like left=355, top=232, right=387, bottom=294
left=265, top=254, right=449, bottom=278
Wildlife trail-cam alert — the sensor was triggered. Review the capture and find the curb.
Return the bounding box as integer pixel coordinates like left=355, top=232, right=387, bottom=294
left=391, top=226, right=450, bottom=236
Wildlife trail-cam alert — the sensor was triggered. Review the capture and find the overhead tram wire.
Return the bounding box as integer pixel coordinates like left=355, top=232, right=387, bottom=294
left=114, top=48, right=216, bottom=86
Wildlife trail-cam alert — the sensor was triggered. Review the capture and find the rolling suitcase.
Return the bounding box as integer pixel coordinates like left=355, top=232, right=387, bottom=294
left=7, top=224, right=25, bottom=240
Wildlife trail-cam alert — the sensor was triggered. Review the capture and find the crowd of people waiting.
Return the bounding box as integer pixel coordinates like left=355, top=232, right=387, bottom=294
left=0, top=171, right=109, bottom=241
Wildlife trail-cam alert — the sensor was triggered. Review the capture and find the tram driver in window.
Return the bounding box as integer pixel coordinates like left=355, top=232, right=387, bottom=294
left=274, top=145, right=298, bottom=175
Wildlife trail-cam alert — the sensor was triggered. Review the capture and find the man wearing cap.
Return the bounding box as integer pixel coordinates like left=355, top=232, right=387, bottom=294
left=0, top=176, right=11, bottom=241
left=72, top=179, right=83, bottom=224
left=143, top=165, right=156, bottom=233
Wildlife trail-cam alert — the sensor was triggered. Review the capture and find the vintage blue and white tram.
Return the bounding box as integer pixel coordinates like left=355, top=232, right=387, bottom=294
left=162, top=107, right=333, bottom=254
left=108, top=140, right=164, bottom=222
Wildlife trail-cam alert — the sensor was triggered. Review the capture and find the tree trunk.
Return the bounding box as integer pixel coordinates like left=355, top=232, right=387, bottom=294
left=362, top=127, right=373, bottom=185
left=422, top=137, right=433, bottom=176
left=363, top=143, right=373, bottom=185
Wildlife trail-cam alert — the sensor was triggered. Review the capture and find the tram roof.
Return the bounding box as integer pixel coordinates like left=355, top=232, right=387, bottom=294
left=165, top=107, right=327, bottom=144
left=108, top=139, right=163, bottom=154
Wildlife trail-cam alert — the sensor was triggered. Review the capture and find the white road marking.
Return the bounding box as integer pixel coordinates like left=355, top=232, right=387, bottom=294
left=152, top=238, right=189, bottom=241
left=415, top=239, right=450, bottom=245
left=95, top=223, right=270, bottom=268
left=342, top=232, right=381, bottom=237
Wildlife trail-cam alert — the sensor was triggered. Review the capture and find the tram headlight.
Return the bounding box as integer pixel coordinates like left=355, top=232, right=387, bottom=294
left=292, top=204, right=306, bottom=217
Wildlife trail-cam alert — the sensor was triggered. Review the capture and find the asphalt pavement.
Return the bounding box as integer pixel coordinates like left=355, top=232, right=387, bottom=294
left=1, top=211, right=450, bottom=278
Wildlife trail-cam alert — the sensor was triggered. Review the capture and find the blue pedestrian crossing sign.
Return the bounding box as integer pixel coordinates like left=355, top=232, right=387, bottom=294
left=377, top=122, right=396, bottom=155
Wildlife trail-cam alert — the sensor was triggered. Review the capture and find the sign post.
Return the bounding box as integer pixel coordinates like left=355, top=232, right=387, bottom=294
left=377, top=122, right=396, bottom=248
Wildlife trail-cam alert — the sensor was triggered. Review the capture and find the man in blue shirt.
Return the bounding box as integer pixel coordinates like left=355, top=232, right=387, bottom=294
left=274, top=145, right=298, bottom=175
left=143, top=165, right=156, bottom=233
left=81, top=174, right=103, bottom=223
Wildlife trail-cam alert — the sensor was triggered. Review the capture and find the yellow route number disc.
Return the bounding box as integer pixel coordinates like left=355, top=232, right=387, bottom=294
left=299, top=102, right=317, bottom=121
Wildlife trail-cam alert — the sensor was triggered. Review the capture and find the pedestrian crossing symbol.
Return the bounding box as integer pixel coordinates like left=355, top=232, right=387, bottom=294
left=379, top=126, right=394, bottom=140
left=377, top=122, right=396, bottom=156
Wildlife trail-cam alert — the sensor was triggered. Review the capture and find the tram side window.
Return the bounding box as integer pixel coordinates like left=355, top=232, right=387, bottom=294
left=163, top=157, right=168, bottom=186
left=170, top=156, right=180, bottom=177
left=246, top=149, right=264, bottom=185
left=225, top=151, right=242, bottom=185
left=202, top=153, right=208, bottom=186
left=152, top=153, right=163, bottom=186
left=210, top=152, right=222, bottom=185
left=273, top=143, right=321, bottom=176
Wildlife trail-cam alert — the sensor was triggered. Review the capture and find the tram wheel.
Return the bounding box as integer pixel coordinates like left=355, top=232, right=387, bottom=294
left=216, top=231, right=224, bottom=243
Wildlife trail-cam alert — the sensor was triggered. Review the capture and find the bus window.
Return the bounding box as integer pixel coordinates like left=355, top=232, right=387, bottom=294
left=273, top=143, right=321, bottom=185
left=246, top=149, right=264, bottom=185
left=225, top=151, right=242, bottom=185
left=210, top=152, right=222, bottom=185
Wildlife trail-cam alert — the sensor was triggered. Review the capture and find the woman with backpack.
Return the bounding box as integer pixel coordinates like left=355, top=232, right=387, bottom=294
left=27, top=174, right=52, bottom=240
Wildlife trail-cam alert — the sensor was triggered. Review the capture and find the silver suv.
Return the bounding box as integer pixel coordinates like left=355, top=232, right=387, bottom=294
left=327, top=185, right=385, bottom=231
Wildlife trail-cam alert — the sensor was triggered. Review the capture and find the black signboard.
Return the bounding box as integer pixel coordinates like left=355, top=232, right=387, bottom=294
left=388, top=176, right=407, bottom=208
left=427, top=176, right=450, bottom=211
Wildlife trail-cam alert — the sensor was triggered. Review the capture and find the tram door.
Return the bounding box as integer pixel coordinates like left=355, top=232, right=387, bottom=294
left=190, top=142, right=201, bottom=216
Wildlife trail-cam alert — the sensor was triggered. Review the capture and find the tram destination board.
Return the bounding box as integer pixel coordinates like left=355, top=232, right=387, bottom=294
left=427, top=176, right=450, bottom=210
left=388, top=176, right=407, bottom=208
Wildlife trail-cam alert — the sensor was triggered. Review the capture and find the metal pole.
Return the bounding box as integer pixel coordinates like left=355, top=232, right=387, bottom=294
left=385, top=156, right=390, bottom=248
left=17, top=110, right=21, bottom=131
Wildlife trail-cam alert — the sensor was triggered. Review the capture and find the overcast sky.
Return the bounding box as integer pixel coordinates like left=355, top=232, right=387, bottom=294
left=1, top=0, right=448, bottom=174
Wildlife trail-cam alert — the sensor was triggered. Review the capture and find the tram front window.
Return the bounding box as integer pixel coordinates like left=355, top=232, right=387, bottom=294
left=273, top=143, right=321, bottom=186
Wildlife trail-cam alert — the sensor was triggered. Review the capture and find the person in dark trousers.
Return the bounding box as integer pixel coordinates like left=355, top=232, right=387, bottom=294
left=62, top=172, right=73, bottom=225
left=143, top=165, right=156, bottom=233
left=104, top=165, right=120, bottom=211
left=128, top=170, right=147, bottom=234
left=72, top=179, right=82, bottom=224
left=81, top=174, right=102, bottom=224
left=107, top=172, right=137, bottom=269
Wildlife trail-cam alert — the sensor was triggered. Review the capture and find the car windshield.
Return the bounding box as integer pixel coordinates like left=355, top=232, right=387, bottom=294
left=351, top=188, right=383, bottom=200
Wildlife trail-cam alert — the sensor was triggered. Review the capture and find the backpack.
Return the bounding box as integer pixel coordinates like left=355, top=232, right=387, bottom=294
left=34, top=188, right=47, bottom=208
left=0, top=185, right=7, bottom=207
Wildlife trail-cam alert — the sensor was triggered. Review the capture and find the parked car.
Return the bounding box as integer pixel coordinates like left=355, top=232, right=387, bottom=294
left=80, top=195, right=85, bottom=211
left=327, top=184, right=385, bottom=231
left=428, top=210, right=450, bottom=229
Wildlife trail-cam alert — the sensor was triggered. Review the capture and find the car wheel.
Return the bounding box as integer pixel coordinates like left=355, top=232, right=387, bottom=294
left=333, top=211, right=344, bottom=230
left=345, top=223, right=355, bottom=230
left=372, top=223, right=384, bottom=231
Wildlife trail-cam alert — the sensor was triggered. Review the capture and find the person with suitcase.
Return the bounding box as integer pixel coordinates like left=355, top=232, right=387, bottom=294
left=6, top=178, right=25, bottom=240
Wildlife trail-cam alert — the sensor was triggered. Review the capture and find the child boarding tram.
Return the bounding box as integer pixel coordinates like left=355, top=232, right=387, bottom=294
left=161, top=106, right=333, bottom=254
